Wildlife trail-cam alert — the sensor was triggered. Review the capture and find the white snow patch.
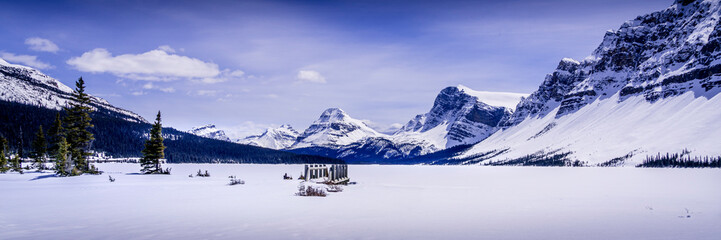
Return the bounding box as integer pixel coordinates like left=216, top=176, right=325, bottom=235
left=456, top=84, right=528, bottom=109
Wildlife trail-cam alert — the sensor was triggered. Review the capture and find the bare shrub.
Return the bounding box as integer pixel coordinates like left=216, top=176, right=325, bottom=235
left=296, top=184, right=326, bottom=197
left=196, top=169, right=210, bottom=177
left=228, top=175, right=245, bottom=185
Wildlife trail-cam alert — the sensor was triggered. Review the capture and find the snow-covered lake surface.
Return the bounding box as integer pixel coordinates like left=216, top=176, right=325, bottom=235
left=1, top=164, right=719, bottom=240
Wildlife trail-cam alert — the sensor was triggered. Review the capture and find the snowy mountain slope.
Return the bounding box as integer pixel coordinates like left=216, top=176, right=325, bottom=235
left=0, top=57, right=147, bottom=123
left=291, top=108, right=382, bottom=149
left=460, top=91, right=721, bottom=166
left=459, top=0, right=721, bottom=165
left=238, top=124, right=299, bottom=149
left=393, top=86, right=517, bottom=152
left=188, top=124, right=231, bottom=142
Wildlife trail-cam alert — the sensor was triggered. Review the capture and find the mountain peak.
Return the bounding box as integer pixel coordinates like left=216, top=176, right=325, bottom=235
left=238, top=124, right=300, bottom=149
left=394, top=85, right=514, bottom=150
left=292, top=108, right=380, bottom=149
left=188, top=124, right=230, bottom=141
left=317, top=107, right=350, bottom=123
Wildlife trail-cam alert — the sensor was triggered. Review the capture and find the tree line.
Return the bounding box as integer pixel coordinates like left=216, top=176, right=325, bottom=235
left=636, top=152, right=721, bottom=168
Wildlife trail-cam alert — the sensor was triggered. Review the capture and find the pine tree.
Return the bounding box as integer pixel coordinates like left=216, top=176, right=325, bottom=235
left=10, top=152, right=22, bottom=173
left=141, top=111, right=166, bottom=174
left=17, top=126, right=24, bottom=160
left=47, top=113, right=64, bottom=157
left=31, top=125, right=48, bottom=170
left=54, top=137, right=70, bottom=176
left=0, top=137, right=8, bottom=173
left=63, top=77, right=95, bottom=174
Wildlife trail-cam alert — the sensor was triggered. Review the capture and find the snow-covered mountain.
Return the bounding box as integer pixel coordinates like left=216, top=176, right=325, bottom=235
left=0, top=57, right=146, bottom=123
left=292, top=108, right=382, bottom=149
left=188, top=124, right=231, bottom=141
left=457, top=0, right=721, bottom=166
left=286, top=87, right=525, bottom=162
left=238, top=124, right=299, bottom=149
left=392, top=85, right=518, bottom=153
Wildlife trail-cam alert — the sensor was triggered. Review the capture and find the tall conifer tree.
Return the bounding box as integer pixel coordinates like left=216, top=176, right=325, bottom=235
left=0, top=137, right=8, bottom=173
left=141, top=111, right=166, bottom=174
left=32, top=125, right=47, bottom=170
left=54, top=137, right=70, bottom=176
left=63, top=77, right=95, bottom=174
left=47, top=113, right=63, bottom=157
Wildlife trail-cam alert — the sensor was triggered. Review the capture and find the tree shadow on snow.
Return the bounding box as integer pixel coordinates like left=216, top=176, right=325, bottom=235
left=29, top=174, right=60, bottom=181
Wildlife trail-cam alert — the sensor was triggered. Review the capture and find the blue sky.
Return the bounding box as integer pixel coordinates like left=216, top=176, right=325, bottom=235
left=0, top=0, right=670, bottom=138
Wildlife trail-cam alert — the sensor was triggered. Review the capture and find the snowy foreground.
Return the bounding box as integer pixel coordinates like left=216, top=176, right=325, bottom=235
left=1, top=164, right=719, bottom=240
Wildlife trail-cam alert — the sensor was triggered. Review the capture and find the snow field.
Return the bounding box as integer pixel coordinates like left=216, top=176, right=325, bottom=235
left=1, top=164, right=719, bottom=239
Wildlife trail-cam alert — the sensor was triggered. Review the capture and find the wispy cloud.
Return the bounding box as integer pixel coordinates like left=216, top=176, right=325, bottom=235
left=224, top=121, right=280, bottom=139
left=362, top=120, right=403, bottom=134
left=195, top=90, right=218, bottom=97
left=296, top=70, right=326, bottom=83
left=25, top=37, right=59, bottom=53
left=142, top=82, right=175, bottom=93
left=199, top=69, right=245, bottom=84
left=0, top=52, right=53, bottom=69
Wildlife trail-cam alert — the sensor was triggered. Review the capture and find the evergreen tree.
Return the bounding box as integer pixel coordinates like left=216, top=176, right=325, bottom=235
left=10, top=152, right=22, bottom=173
left=54, top=137, right=70, bottom=176
left=0, top=137, right=8, bottom=173
left=17, top=126, right=24, bottom=160
left=47, top=113, right=64, bottom=157
left=63, top=77, right=95, bottom=174
left=31, top=125, right=48, bottom=170
left=140, top=111, right=166, bottom=174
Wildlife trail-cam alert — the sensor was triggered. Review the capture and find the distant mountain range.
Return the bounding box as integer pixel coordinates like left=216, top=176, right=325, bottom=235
left=189, top=86, right=525, bottom=163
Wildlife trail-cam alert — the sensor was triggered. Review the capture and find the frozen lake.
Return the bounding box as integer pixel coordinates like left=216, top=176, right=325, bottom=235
left=1, top=164, right=719, bottom=239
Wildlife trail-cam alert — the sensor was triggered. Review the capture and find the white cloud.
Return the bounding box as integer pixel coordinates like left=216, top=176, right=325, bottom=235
left=157, top=45, right=176, bottom=53
left=141, top=82, right=176, bottom=93
left=196, top=90, right=218, bottom=96
left=0, top=52, right=53, bottom=69
left=67, top=47, right=221, bottom=81
left=362, top=120, right=403, bottom=134
left=160, top=87, right=176, bottom=93
left=296, top=70, right=326, bottom=83
left=224, top=121, right=279, bottom=139
left=25, top=37, right=59, bottom=53
left=199, top=69, right=245, bottom=84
